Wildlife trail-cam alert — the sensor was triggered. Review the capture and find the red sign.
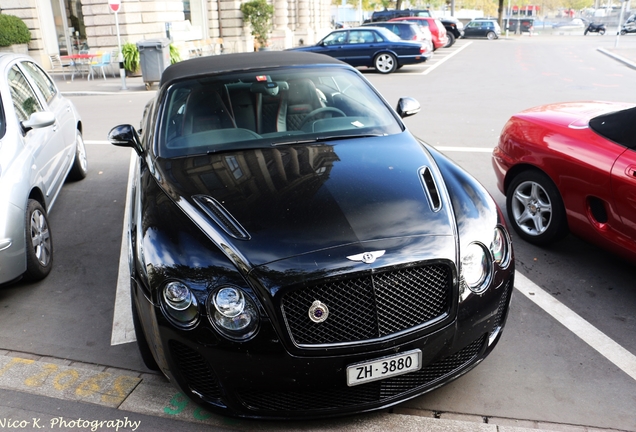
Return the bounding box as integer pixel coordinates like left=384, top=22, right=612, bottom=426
left=108, top=0, right=121, bottom=13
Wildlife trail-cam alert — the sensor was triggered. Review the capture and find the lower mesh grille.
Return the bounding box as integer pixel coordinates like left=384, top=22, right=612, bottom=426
left=169, top=340, right=222, bottom=400
left=493, top=281, right=511, bottom=328
left=237, top=335, right=486, bottom=412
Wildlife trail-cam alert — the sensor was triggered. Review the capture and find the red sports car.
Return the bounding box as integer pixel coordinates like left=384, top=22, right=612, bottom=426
left=492, top=101, right=636, bottom=263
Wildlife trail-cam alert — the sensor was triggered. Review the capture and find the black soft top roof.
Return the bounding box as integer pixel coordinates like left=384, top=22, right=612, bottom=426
left=160, top=51, right=346, bottom=87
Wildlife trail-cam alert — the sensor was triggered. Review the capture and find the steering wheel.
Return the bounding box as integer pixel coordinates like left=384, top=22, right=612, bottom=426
left=299, top=107, right=346, bottom=130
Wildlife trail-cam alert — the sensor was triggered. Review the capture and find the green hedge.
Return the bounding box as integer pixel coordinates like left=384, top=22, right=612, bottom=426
left=0, top=15, right=31, bottom=47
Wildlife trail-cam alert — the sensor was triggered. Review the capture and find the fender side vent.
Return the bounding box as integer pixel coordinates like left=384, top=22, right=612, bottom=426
left=193, top=195, right=251, bottom=240
left=420, top=167, right=442, bottom=212
left=588, top=196, right=608, bottom=224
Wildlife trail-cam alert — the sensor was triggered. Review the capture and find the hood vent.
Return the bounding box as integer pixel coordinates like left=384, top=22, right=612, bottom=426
left=420, top=167, right=442, bottom=212
left=193, top=195, right=251, bottom=240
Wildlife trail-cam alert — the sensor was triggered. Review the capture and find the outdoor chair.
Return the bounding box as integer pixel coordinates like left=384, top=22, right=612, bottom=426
left=48, top=54, right=71, bottom=80
left=88, top=52, right=113, bottom=80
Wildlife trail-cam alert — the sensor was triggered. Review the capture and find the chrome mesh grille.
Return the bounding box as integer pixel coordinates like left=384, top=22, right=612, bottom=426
left=281, top=264, right=452, bottom=345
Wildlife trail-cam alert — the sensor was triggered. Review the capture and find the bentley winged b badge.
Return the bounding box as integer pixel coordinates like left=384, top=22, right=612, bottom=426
left=346, top=250, right=385, bottom=264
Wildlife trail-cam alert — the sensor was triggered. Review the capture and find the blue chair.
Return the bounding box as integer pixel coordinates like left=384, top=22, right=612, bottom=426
left=88, top=52, right=112, bottom=80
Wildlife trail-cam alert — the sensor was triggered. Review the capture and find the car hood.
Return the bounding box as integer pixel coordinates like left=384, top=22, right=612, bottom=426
left=514, top=101, right=635, bottom=128
left=154, top=133, right=456, bottom=267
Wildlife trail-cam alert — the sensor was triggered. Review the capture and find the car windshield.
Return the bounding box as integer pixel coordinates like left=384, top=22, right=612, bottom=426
left=158, top=65, right=403, bottom=158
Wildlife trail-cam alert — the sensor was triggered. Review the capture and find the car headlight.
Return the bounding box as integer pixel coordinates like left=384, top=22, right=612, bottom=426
left=209, top=286, right=259, bottom=340
left=491, top=226, right=510, bottom=267
left=461, top=243, right=490, bottom=293
left=161, top=281, right=200, bottom=327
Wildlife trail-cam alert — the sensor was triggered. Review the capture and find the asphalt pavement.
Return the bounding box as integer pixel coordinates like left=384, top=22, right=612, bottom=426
left=2, top=41, right=633, bottom=432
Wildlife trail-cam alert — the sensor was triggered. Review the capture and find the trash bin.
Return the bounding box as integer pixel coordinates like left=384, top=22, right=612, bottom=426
left=136, top=38, right=170, bottom=90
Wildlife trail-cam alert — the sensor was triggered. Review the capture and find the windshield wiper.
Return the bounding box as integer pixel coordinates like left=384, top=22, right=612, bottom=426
left=272, top=133, right=384, bottom=147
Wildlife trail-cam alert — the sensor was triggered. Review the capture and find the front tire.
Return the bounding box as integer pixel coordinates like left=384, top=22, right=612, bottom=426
left=68, top=130, right=87, bottom=181
left=445, top=33, right=456, bottom=47
left=584, top=28, right=589, bottom=35
left=24, top=200, right=53, bottom=281
left=506, top=170, right=568, bottom=246
left=374, top=53, right=397, bottom=74
left=599, top=29, right=605, bottom=35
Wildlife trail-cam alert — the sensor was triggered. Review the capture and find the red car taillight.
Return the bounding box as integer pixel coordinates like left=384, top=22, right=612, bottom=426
left=420, top=45, right=427, bottom=54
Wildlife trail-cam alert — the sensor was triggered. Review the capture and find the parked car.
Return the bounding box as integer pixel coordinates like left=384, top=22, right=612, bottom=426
left=288, top=27, right=432, bottom=74
left=109, top=51, right=515, bottom=419
left=492, top=101, right=636, bottom=263
left=390, top=17, right=449, bottom=49
left=0, top=53, right=87, bottom=285
left=370, top=8, right=433, bottom=22
left=438, top=16, right=465, bottom=46
left=361, top=21, right=434, bottom=55
left=464, top=19, right=502, bottom=39
left=552, top=18, right=586, bottom=30
left=369, top=9, right=461, bottom=47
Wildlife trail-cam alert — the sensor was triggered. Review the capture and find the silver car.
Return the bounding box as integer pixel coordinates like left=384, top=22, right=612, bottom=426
left=0, top=53, right=87, bottom=285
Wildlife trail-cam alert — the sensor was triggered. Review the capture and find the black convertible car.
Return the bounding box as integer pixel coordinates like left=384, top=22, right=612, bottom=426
left=109, top=51, right=514, bottom=419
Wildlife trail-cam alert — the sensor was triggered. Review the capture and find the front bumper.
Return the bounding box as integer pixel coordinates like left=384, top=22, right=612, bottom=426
left=136, top=272, right=514, bottom=419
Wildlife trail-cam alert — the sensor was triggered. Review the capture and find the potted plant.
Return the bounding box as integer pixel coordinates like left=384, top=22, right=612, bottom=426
left=0, top=14, right=31, bottom=54
left=240, top=0, right=274, bottom=50
left=121, top=41, right=140, bottom=76
left=169, top=43, right=181, bottom=64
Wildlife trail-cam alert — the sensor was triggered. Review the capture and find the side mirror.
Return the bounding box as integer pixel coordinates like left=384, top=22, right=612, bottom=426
left=22, top=111, right=56, bottom=132
left=108, top=124, right=143, bottom=155
left=396, top=97, right=420, bottom=118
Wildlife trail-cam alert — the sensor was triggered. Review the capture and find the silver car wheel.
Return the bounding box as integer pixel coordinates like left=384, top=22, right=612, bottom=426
left=76, top=133, right=87, bottom=173
left=510, top=180, right=552, bottom=236
left=68, top=130, right=88, bottom=180
left=374, top=53, right=396, bottom=74
left=487, top=31, right=497, bottom=40
left=30, top=208, right=51, bottom=267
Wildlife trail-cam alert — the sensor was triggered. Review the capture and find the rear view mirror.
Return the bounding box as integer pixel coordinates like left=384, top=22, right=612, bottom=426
left=396, top=97, right=420, bottom=118
left=22, top=111, right=55, bottom=132
left=108, top=124, right=144, bottom=155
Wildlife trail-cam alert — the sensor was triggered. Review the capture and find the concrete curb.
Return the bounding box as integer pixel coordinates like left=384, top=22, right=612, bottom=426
left=597, top=47, right=636, bottom=69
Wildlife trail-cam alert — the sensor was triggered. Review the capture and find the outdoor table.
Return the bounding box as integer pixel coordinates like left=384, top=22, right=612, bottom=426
left=60, top=53, right=97, bottom=81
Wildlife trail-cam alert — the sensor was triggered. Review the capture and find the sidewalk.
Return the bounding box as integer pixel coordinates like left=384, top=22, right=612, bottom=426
left=52, top=73, right=154, bottom=95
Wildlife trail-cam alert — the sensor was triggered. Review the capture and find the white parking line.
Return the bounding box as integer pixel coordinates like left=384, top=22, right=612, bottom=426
left=515, top=271, right=636, bottom=381
left=111, top=150, right=136, bottom=345
left=422, top=41, right=473, bottom=75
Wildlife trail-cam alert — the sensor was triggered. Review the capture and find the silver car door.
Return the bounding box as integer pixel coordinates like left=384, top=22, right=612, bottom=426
left=8, top=64, right=64, bottom=208
left=20, top=60, right=76, bottom=175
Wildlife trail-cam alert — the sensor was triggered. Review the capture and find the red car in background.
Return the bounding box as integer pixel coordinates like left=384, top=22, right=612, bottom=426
left=390, top=17, right=449, bottom=49
left=492, top=101, right=636, bottom=263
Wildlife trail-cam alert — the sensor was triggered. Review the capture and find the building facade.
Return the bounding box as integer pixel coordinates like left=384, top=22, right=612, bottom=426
left=1, top=0, right=333, bottom=72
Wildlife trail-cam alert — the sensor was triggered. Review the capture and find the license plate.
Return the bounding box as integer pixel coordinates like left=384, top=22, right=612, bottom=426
left=346, top=349, right=422, bottom=387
